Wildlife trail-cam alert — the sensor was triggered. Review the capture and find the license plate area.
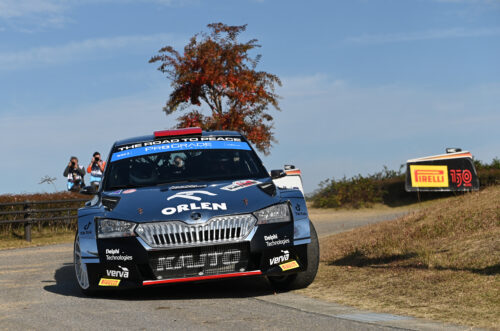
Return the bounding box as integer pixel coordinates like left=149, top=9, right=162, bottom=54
left=149, top=243, right=249, bottom=280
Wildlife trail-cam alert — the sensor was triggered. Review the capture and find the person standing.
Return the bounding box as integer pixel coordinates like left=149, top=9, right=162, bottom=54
left=64, top=156, right=86, bottom=191
left=87, top=152, right=106, bottom=189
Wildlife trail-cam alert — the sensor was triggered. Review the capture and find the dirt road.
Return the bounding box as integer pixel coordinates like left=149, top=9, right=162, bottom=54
left=0, top=208, right=466, bottom=330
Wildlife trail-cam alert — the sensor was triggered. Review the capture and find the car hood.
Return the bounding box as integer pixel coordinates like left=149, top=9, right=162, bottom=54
left=101, top=179, right=280, bottom=223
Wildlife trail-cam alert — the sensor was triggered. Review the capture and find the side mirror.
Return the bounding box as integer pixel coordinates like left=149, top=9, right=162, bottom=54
left=270, top=169, right=286, bottom=179
left=80, top=186, right=97, bottom=195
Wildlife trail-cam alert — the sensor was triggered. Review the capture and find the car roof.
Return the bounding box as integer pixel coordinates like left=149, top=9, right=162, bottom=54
left=113, top=130, right=243, bottom=147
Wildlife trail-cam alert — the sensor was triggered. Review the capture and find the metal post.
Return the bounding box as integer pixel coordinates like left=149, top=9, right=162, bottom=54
left=23, top=203, right=31, bottom=242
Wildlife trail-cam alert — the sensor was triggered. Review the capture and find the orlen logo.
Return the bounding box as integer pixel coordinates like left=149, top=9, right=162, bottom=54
left=410, top=165, right=449, bottom=188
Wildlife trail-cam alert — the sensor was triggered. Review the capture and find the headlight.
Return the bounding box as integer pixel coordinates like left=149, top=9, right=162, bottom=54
left=97, top=219, right=136, bottom=238
left=254, top=203, right=291, bottom=224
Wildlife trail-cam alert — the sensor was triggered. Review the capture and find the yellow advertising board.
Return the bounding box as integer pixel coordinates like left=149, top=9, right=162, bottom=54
left=409, top=165, right=449, bottom=188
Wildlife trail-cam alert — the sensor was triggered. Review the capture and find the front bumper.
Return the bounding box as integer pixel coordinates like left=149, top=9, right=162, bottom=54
left=84, top=221, right=309, bottom=290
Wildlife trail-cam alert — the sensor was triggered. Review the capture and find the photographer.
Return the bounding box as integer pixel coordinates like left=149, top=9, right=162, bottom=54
left=87, top=152, right=106, bottom=189
left=63, top=156, right=86, bottom=191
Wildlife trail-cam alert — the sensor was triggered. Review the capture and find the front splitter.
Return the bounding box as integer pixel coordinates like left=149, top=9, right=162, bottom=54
left=143, top=270, right=262, bottom=286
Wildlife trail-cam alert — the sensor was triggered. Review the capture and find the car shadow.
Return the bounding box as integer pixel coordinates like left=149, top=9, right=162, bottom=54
left=43, top=264, right=277, bottom=300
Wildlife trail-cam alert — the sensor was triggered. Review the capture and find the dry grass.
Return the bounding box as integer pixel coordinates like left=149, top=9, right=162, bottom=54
left=298, top=186, right=500, bottom=329
left=0, top=228, right=75, bottom=250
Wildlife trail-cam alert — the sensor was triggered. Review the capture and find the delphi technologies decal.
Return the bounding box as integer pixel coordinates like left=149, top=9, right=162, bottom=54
left=264, top=234, right=291, bottom=247
left=105, top=249, right=133, bottom=262
left=221, top=180, right=261, bottom=192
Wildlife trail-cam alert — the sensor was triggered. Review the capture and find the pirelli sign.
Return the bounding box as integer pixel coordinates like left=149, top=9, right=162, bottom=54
left=405, top=151, right=479, bottom=192
left=410, top=165, right=449, bottom=188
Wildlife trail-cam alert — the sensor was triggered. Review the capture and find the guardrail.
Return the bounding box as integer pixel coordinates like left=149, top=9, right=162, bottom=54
left=0, top=199, right=88, bottom=242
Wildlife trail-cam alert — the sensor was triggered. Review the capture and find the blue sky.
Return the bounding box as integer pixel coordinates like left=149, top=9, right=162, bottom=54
left=0, top=0, right=499, bottom=194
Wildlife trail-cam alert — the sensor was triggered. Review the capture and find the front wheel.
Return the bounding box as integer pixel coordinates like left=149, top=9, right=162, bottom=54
left=268, top=220, right=319, bottom=291
left=74, top=233, right=95, bottom=296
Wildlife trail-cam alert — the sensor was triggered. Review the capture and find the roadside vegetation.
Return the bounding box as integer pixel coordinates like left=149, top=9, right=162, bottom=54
left=309, top=158, right=500, bottom=208
left=299, top=185, right=500, bottom=329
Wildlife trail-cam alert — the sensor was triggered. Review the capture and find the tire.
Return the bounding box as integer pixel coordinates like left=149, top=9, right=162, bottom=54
left=73, top=232, right=96, bottom=296
left=268, top=220, right=319, bottom=291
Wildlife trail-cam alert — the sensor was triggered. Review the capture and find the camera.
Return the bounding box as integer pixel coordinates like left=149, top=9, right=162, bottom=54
left=71, top=161, right=76, bottom=166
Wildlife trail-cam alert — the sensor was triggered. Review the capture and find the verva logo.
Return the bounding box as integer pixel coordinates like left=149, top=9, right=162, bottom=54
left=450, top=169, right=472, bottom=187
left=106, top=266, right=129, bottom=279
left=410, top=165, right=449, bottom=188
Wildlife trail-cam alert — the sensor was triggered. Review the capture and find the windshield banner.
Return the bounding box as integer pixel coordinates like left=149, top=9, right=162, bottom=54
left=110, top=141, right=251, bottom=162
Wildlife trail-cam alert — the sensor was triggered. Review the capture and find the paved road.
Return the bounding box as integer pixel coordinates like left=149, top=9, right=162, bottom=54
left=0, top=210, right=470, bottom=330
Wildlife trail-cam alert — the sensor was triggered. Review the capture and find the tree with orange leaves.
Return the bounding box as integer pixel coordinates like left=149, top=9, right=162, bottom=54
left=149, top=23, right=281, bottom=154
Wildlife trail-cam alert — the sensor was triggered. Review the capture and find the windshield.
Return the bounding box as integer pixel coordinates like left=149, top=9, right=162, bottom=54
left=103, top=147, right=269, bottom=190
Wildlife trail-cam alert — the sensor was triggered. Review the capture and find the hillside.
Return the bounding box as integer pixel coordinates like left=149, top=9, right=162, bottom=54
left=300, top=185, right=500, bottom=329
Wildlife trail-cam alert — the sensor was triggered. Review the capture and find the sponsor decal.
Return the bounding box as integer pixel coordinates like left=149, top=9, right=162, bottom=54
left=105, top=249, right=133, bottom=261
left=450, top=169, right=472, bottom=187
left=264, top=234, right=291, bottom=247
left=169, top=184, right=208, bottom=190
left=221, top=180, right=261, bottom=192
left=123, top=189, right=136, bottom=194
left=155, top=249, right=241, bottom=272
left=106, top=266, right=129, bottom=279
left=117, top=136, right=242, bottom=152
left=161, top=202, right=227, bottom=215
left=109, top=190, right=122, bottom=195
left=279, top=260, right=299, bottom=271
left=269, top=250, right=290, bottom=266
left=98, top=278, right=121, bottom=287
left=80, top=221, right=93, bottom=235
left=167, top=190, right=217, bottom=201
left=111, top=140, right=251, bottom=162
left=410, top=165, right=449, bottom=188
left=294, top=203, right=307, bottom=216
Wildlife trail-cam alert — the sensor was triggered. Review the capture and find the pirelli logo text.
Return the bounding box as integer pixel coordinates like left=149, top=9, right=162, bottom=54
left=279, top=260, right=299, bottom=271
left=98, top=278, right=121, bottom=287
left=410, top=165, right=449, bottom=188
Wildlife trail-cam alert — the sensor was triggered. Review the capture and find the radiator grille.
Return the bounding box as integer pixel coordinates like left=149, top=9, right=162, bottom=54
left=136, top=214, right=256, bottom=248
